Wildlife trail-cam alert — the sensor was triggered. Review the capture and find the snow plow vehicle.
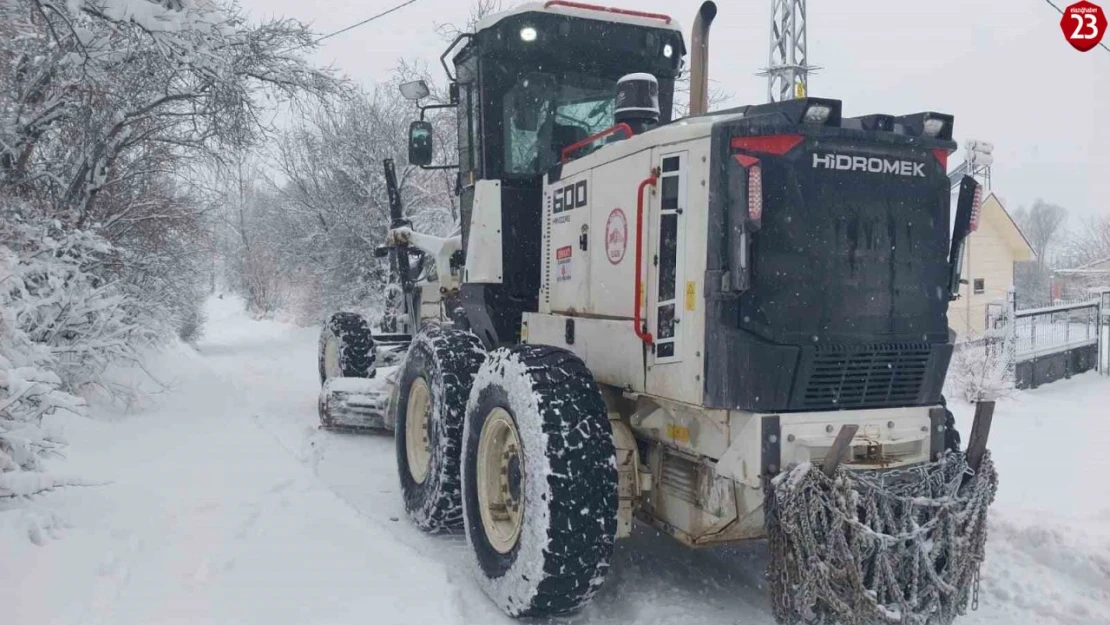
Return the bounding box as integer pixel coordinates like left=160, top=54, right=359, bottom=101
left=316, top=2, right=1000, bottom=623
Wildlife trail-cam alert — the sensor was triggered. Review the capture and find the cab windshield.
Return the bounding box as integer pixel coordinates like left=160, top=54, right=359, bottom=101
left=502, top=71, right=615, bottom=175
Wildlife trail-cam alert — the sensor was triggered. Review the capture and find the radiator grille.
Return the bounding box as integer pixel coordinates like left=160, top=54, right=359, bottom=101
left=800, top=343, right=931, bottom=410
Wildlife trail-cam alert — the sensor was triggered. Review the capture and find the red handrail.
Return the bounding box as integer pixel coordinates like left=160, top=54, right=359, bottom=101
left=560, top=123, right=634, bottom=164
left=544, top=1, right=673, bottom=24
left=634, top=174, right=657, bottom=345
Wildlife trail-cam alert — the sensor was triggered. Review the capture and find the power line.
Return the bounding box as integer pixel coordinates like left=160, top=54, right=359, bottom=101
left=313, top=0, right=424, bottom=45
left=1041, top=0, right=1110, bottom=53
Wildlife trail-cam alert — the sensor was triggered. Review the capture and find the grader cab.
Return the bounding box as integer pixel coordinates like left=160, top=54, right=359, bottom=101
left=316, top=2, right=999, bottom=623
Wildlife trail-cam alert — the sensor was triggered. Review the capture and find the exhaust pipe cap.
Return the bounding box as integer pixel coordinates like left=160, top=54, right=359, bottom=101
left=688, top=1, right=718, bottom=117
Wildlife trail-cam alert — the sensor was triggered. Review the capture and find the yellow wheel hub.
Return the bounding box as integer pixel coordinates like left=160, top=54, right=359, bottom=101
left=476, top=407, right=525, bottom=554
left=405, top=377, right=432, bottom=483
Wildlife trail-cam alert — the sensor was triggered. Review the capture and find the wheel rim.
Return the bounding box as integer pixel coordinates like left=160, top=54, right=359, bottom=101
left=324, top=336, right=342, bottom=379
left=476, top=407, right=525, bottom=554
left=405, top=377, right=433, bottom=484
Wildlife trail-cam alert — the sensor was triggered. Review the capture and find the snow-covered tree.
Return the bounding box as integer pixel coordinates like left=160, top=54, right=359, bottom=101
left=214, top=79, right=457, bottom=323
left=1, top=0, right=339, bottom=503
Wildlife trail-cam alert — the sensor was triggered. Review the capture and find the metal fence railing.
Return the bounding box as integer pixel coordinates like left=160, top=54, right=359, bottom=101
left=958, top=288, right=1109, bottom=389
left=1004, top=300, right=1101, bottom=361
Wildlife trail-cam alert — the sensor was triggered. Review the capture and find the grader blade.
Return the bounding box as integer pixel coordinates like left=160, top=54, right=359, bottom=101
left=318, top=367, right=399, bottom=432
left=764, top=446, right=999, bottom=625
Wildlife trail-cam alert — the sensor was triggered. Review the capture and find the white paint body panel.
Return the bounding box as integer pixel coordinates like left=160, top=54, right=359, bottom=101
left=523, top=312, right=645, bottom=393
left=535, top=119, right=714, bottom=404
left=544, top=171, right=593, bottom=313
left=464, top=180, right=503, bottom=284
left=719, top=407, right=933, bottom=488
left=632, top=399, right=937, bottom=544
left=645, top=142, right=710, bottom=407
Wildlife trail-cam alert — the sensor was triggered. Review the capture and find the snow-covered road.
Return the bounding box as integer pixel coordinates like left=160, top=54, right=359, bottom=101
left=4, top=296, right=1109, bottom=625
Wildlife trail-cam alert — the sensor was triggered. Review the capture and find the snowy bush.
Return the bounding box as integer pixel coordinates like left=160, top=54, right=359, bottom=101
left=0, top=361, right=85, bottom=499
left=1, top=217, right=158, bottom=390
left=0, top=222, right=90, bottom=498
left=945, top=312, right=1019, bottom=403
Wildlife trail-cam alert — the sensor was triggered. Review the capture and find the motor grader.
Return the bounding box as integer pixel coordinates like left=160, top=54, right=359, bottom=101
left=316, top=2, right=999, bottom=623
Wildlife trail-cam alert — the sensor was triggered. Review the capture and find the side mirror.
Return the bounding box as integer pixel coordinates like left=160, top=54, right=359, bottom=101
left=399, top=80, right=430, bottom=102
left=408, top=121, right=434, bottom=167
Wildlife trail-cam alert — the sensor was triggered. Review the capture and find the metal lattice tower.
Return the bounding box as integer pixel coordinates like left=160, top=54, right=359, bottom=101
left=948, top=140, right=994, bottom=191
left=759, top=0, right=819, bottom=103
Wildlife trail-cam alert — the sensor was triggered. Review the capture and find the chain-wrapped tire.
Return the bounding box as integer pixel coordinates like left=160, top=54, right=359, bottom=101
left=395, top=324, right=486, bottom=533
left=462, top=345, right=618, bottom=618
left=318, top=312, right=376, bottom=384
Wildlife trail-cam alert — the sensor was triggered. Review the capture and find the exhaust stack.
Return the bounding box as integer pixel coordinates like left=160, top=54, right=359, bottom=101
left=688, top=1, right=717, bottom=116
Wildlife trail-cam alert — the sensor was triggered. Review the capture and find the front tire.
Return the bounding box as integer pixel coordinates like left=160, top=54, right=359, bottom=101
left=462, top=345, right=618, bottom=618
left=395, top=324, right=485, bottom=532
left=318, top=312, right=376, bottom=384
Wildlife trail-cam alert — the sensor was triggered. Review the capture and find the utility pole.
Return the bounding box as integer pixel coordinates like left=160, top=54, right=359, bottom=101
left=759, top=0, right=818, bottom=102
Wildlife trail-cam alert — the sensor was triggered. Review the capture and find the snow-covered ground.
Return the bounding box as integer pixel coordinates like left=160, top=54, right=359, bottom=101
left=3, top=295, right=1109, bottom=625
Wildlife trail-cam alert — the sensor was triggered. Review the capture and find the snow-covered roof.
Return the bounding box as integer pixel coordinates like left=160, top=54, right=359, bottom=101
left=1073, top=256, right=1110, bottom=271
left=475, top=2, right=685, bottom=34
left=1053, top=256, right=1110, bottom=276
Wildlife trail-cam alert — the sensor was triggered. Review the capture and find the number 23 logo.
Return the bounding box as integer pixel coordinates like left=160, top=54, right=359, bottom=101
left=1060, top=1, right=1107, bottom=52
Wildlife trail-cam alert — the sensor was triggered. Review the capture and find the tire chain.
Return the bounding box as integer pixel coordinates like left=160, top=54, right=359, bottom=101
left=764, top=451, right=999, bottom=625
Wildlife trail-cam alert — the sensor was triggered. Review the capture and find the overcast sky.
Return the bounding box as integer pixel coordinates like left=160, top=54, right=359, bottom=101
left=237, top=0, right=1108, bottom=224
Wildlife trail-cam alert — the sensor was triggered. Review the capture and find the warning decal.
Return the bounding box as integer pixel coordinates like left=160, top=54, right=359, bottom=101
left=556, top=245, right=572, bottom=282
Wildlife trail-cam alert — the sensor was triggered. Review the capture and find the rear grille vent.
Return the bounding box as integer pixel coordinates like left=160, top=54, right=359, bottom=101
left=659, top=454, right=698, bottom=505
left=800, top=343, right=931, bottom=410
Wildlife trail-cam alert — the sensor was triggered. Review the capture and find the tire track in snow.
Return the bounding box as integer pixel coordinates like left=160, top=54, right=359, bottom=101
left=245, top=410, right=507, bottom=623
left=209, top=298, right=1110, bottom=625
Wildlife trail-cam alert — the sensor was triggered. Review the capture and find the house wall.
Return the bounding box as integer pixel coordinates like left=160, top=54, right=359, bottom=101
left=948, top=199, right=1018, bottom=337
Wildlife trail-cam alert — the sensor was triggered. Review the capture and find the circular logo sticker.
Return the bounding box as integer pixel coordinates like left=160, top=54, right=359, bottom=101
left=605, top=208, right=628, bottom=265
left=1060, top=1, right=1107, bottom=52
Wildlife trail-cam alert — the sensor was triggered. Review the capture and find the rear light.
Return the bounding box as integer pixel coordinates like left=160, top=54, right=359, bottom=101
left=748, top=164, right=763, bottom=222
left=734, top=154, right=763, bottom=223
left=969, top=183, right=983, bottom=232
left=932, top=149, right=950, bottom=170
left=730, top=134, right=804, bottom=156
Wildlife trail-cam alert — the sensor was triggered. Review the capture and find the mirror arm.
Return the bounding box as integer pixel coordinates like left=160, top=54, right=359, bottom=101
left=419, top=102, right=458, bottom=121
left=439, top=33, right=472, bottom=82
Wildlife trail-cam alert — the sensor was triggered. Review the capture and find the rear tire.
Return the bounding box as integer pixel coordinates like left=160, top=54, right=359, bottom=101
left=318, top=312, right=376, bottom=384
left=462, top=345, right=618, bottom=618
left=395, top=324, right=485, bottom=532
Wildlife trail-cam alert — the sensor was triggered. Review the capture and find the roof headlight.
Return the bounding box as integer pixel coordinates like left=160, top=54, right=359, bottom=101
left=803, top=104, right=831, bottom=124
left=923, top=118, right=947, bottom=137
